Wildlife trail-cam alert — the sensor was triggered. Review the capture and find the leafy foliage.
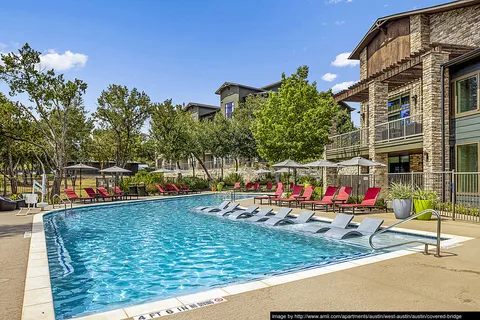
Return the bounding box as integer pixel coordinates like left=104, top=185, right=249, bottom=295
left=335, top=108, right=356, bottom=134
left=253, top=66, right=337, bottom=162
left=387, top=183, right=415, bottom=200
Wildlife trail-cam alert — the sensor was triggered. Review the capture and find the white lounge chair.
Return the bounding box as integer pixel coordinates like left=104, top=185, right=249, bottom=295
left=302, top=213, right=354, bottom=233
left=216, top=203, right=241, bottom=216
left=194, top=200, right=230, bottom=213
left=223, top=205, right=258, bottom=218
left=246, top=208, right=292, bottom=223
left=325, top=218, right=384, bottom=239
left=229, top=207, right=271, bottom=220
left=264, top=211, right=315, bottom=226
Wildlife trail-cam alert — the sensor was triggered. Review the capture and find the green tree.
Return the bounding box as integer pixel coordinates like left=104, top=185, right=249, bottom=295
left=253, top=66, right=337, bottom=162
left=0, top=43, right=90, bottom=198
left=95, top=84, right=150, bottom=167
left=88, top=129, right=116, bottom=170
left=204, top=113, right=233, bottom=179
left=149, top=100, right=212, bottom=179
left=335, top=108, right=356, bottom=134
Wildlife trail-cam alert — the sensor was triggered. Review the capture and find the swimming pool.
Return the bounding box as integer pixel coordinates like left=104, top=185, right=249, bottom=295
left=43, top=194, right=435, bottom=319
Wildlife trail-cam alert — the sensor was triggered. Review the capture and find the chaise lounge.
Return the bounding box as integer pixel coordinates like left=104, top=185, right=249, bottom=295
left=325, top=217, right=384, bottom=239
left=229, top=207, right=272, bottom=220
left=246, top=208, right=292, bottom=223
left=302, top=213, right=354, bottom=233
left=264, top=211, right=315, bottom=226
left=194, top=200, right=230, bottom=213
left=337, top=187, right=384, bottom=214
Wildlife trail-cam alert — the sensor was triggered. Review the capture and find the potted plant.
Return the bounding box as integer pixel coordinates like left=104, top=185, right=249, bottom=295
left=388, top=183, right=414, bottom=219
left=412, top=188, right=438, bottom=220
left=216, top=182, right=224, bottom=192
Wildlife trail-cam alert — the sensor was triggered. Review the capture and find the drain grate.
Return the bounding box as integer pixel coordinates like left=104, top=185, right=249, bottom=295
left=24, top=231, right=32, bottom=238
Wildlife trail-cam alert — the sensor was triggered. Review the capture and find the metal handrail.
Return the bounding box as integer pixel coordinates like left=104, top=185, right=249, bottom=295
left=52, top=194, right=72, bottom=212
left=369, top=209, right=441, bottom=257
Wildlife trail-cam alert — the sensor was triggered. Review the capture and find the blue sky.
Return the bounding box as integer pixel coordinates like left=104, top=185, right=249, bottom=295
left=1, top=0, right=446, bottom=126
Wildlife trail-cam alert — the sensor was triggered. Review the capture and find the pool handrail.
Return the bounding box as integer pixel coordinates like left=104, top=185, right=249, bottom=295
left=368, top=209, right=441, bottom=257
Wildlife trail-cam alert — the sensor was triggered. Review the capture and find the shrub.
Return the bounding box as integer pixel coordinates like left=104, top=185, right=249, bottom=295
left=297, top=175, right=321, bottom=186
left=412, top=188, right=438, bottom=203
left=179, top=176, right=209, bottom=190
left=347, top=195, right=364, bottom=204
left=311, top=186, right=324, bottom=200
left=119, top=170, right=166, bottom=192
left=223, top=173, right=244, bottom=186
left=387, top=183, right=414, bottom=200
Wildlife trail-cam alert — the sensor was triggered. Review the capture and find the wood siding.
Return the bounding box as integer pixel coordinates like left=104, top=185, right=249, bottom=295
left=367, top=18, right=411, bottom=77
left=451, top=113, right=480, bottom=145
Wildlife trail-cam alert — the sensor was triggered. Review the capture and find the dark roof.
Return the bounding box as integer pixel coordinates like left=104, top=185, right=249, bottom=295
left=214, top=82, right=264, bottom=95
left=185, top=102, right=220, bottom=110
left=442, top=47, right=480, bottom=68
left=260, top=81, right=282, bottom=90
left=350, top=0, right=480, bottom=59
left=338, top=101, right=355, bottom=112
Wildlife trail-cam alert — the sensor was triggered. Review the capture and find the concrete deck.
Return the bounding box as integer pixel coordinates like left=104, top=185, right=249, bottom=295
left=1, top=194, right=479, bottom=320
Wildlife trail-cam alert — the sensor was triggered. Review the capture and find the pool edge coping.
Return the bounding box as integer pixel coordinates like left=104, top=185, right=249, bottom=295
left=21, top=195, right=475, bottom=320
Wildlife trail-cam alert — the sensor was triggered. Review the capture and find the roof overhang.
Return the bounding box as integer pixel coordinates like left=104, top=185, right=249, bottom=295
left=214, top=82, right=264, bottom=95
left=335, top=43, right=476, bottom=103
left=350, top=0, right=480, bottom=60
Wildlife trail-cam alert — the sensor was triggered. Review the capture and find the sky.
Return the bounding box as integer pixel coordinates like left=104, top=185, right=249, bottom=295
left=0, top=0, right=447, bottom=126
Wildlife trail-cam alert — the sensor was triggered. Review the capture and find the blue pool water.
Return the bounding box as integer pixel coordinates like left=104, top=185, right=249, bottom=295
left=44, top=194, right=430, bottom=319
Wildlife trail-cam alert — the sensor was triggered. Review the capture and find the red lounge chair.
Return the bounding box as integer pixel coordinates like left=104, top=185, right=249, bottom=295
left=263, top=182, right=273, bottom=192
left=165, top=184, right=177, bottom=194
left=253, top=182, right=261, bottom=192
left=289, top=182, right=294, bottom=191
left=181, top=184, right=195, bottom=193
left=301, top=186, right=339, bottom=210
left=171, top=184, right=186, bottom=194
left=112, top=186, right=138, bottom=200
left=242, top=182, right=253, bottom=192
left=292, top=185, right=315, bottom=207
left=64, top=188, right=94, bottom=203
left=230, top=182, right=241, bottom=190
left=254, top=183, right=283, bottom=204
left=96, top=187, right=117, bottom=201
left=337, top=187, right=384, bottom=214
left=276, top=185, right=304, bottom=207
left=84, top=188, right=99, bottom=202
left=156, top=184, right=175, bottom=195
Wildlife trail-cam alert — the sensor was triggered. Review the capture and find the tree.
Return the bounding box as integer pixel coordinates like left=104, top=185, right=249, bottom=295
left=230, top=95, right=262, bottom=169
left=204, top=113, right=233, bottom=179
left=95, top=84, right=150, bottom=167
left=0, top=43, right=90, bottom=198
left=149, top=100, right=213, bottom=179
left=88, top=129, right=116, bottom=170
left=253, top=66, right=337, bottom=162
left=335, top=108, right=357, bottom=134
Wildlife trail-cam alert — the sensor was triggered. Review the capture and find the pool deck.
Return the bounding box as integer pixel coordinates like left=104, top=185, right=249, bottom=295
left=1, top=193, right=480, bottom=320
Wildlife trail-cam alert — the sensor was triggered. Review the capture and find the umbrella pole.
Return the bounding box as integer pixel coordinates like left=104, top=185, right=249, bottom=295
left=80, top=169, right=82, bottom=197
left=357, top=165, right=360, bottom=198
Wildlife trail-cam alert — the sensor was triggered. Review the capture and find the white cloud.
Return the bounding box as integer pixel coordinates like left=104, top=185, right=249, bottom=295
left=321, top=73, right=337, bottom=82
left=39, top=50, right=88, bottom=71
left=331, top=81, right=357, bottom=92
left=335, top=20, right=345, bottom=25
left=326, top=0, right=353, bottom=3
left=331, top=52, right=359, bottom=67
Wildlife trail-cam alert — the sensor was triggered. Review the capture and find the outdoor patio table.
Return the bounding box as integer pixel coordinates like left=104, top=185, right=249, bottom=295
left=266, top=194, right=280, bottom=205
left=294, top=195, right=306, bottom=207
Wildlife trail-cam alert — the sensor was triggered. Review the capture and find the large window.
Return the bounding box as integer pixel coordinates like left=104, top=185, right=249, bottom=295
left=456, top=75, right=478, bottom=114
left=225, top=102, right=234, bottom=119
left=388, top=93, right=410, bottom=122
left=457, top=143, right=478, bottom=172
left=457, top=143, right=478, bottom=193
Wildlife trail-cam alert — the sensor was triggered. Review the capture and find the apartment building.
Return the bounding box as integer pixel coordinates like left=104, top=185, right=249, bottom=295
left=326, top=0, right=480, bottom=188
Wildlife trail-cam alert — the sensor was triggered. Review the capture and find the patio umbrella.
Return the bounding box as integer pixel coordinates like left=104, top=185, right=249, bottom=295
left=304, top=159, right=342, bottom=181
left=337, top=157, right=386, bottom=196
left=64, top=163, right=98, bottom=197
left=272, top=159, right=307, bottom=186
left=99, top=166, right=132, bottom=190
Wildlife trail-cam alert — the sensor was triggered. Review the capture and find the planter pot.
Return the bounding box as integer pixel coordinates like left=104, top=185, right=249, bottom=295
left=392, top=199, right=411, bottom=219
left=217, top=184, right=223, bottom=192
left=211, top=186, right=216, bottom=192
left=414, top=199, right=434, bottom=220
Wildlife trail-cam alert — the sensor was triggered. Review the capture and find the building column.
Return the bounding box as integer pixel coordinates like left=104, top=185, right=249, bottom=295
left=368, top=81, right=389, bottom=190
left=422, top=51, right=450, bottom=174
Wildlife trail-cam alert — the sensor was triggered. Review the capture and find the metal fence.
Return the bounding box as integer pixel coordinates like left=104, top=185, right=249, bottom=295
left=332, top=171, right=480, bottom=223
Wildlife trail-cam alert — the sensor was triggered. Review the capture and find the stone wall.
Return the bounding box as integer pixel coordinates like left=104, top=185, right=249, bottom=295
left=422, top=51, right=450, bottom=174
left=360, top=48, right=368, bottom=81
left=429, top=5, right=480, bottom=47
left=410, top=153, right=423, bottom=172
left=410, top=14, right=430, bottom=52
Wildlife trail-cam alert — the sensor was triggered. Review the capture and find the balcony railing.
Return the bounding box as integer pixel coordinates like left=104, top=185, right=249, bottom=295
left=375, top=114, right=423, bottom=143
left=326, top=128, right=369, bottom=151
left=326, top=114, right=423, bottom=152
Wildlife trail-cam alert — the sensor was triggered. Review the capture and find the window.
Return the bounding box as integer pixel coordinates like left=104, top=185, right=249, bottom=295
left=388, top=93, right=410, bottom=122
left=457, top=143, right=478, bottom=172
left=457, top=143, right=478, bottom=193
left=225, top=102, right=234, bottom=119
left=456, top=75, right=478, bottom=114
